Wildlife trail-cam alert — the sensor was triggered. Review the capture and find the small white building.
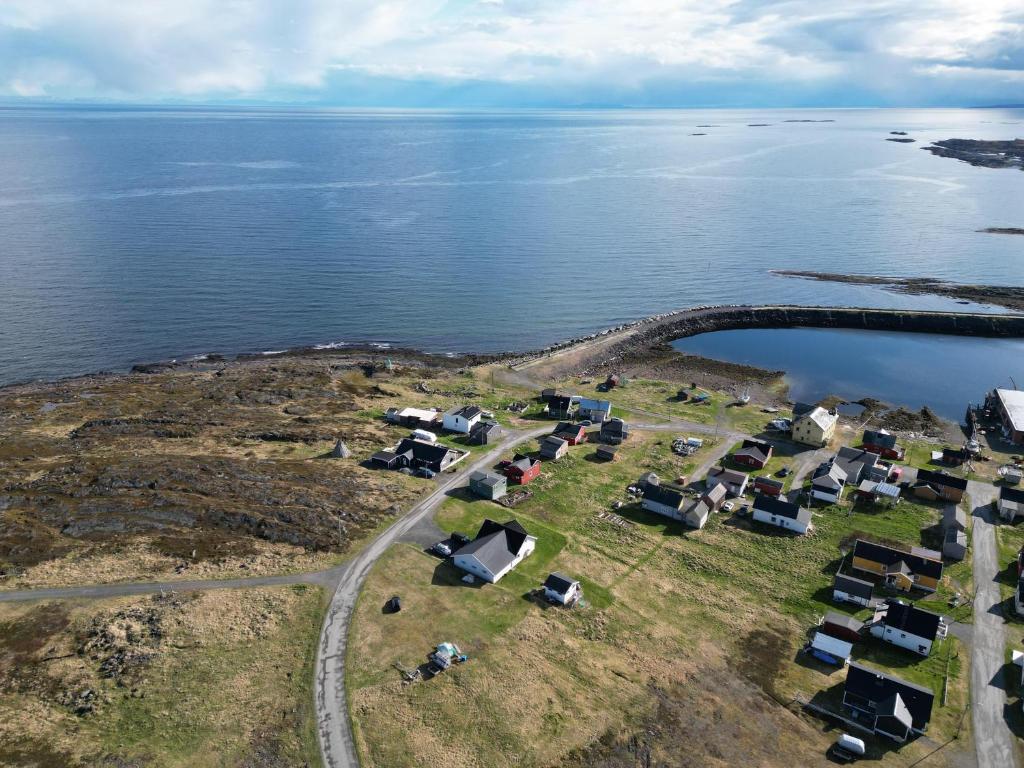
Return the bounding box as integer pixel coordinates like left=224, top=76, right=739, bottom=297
left=706, top=466, right=749, bottom=497
left=443, top=405, right=483, bottom=434
left=751, top=495, right=811, bottom=535
left=833, top=573, right=874, bottom=608
left=543, top=572, right=581, bottom=605
left=811, top=464, right=847, bottom=504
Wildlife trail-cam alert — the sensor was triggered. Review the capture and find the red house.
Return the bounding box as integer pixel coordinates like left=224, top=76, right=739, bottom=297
left=862, top=429, right=905, bottom=461
left=821, top=612, right=864, bottom=644
left=505, top=454, right=541, bottom=485
left=753, top=476, right=784, bottom=497
left=733, top=439, right=772, bottom=470
left=552, top=422, right=588, bottom=446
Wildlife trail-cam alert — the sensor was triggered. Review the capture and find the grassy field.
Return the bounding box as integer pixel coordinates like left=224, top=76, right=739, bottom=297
left=0, top=585, right=325, bottom=767
left=347, top=431, right=974, bottom=768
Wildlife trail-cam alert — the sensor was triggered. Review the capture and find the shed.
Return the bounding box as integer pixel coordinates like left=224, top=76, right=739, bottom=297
left=599, top=418, right=629, bottom=445
left=942, top=505, right=967, bottom=533
left=595, top=444, right=618, bottom=461
left=733, top=439, right=773, bottom=469
left=469, top=471, right=508, bottom=501
left=540, top=436, right=569, bottom=460
left=543, top=572, right=581, bottom=605
left=505, top=454, right=541, bottom=485
left=552, top=422, right=588, bottom=446
left=822, top=611, right=865, bottom=643
left=468, top=421, right=503, bottom=446
left=833, top=573, right=874, bottom=607
left=753, top=476, right=784, bottom=497
left=810, top=631, right=853, bottom=665
left=942, top=529, right=968, bottom=561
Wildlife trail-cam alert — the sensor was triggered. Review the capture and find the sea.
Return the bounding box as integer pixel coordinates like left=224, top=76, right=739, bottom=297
left=1, top=105, right=1023, bottom=408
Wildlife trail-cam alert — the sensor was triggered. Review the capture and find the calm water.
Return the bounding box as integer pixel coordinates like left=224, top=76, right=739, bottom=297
left=673, top=328, right=1024, bottom=419
left=1, top=106, right=1023, bottom=385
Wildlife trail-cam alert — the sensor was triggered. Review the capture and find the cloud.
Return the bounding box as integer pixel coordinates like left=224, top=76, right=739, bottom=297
left=0, top=0, right=1021, bottom=105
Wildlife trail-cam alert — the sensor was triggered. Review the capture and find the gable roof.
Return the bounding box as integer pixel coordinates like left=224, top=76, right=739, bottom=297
left=942, top=505, right=967, bottom=530
left=863, top=429, right=899, bottom=449
left=448, top=405, right=483, bottom=420
left=644, top=484, right=686, bottom=510
left=813, top=463, right=847, bottom=489
left=1001, top=486, right=1024, bottom=505
left=470, top=470, right=506, bottom=489
left=824, top=611, right=864, bottom=634
left=835, top=573, right=874, bottom=600
left=797, top=406, right=837, bottom=430
left=845, top=663, right=934, bottom=731
left=578, top=398, right=611, bottom=413
left=735, top=444, right=769, bottom=463
left=914, top=468, right=968, bottom=492
left=703, top=483, right=728, bottom=503
left=553, top=422, right=585, bottom=437
left=880, top=601, right=942, bottom=641
left=792, top=402, right=816, bottom=417
left=544, top=572, right=578, bottom=594
left=542, top=435, right=568, bottom=448
left=458, top=519, right=532, bottom=574
left=708, top=466, right=747, bottom=485
left=852, top=539, right=943, bottom=581
left=753, top=494, right=811, bottom=525
left=549, top=395, right=574, bottom=411
left=394, top=438, right=455, bottom=463
left=508, top=455, right=539, bottom=473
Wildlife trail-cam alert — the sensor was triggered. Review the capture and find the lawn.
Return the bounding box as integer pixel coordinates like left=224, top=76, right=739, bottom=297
left=347, top=430, right=973, bottom=767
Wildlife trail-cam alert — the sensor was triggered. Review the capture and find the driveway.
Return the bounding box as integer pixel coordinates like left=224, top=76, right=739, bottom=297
left=967, top=480, right=1018, bottom=768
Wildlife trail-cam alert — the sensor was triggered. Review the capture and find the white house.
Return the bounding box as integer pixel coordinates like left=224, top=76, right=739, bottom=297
left=641, top=483, right=687, bottom=521
left=452, top=519, right=536, bottom=583
left=577, top=398, right=612, bottom=423
left=543, top=572, right=581, bottom=605
left=683, top=499, right=712, bottom=530
left=811, top=464, right=847, bottom=504
left=751, top=495, right=812, bottom=535
left=706, top=466, right=749, bottom=497
left=443, top=405, right=483, bottom=434
left=869, top=601, right=942, bottom=656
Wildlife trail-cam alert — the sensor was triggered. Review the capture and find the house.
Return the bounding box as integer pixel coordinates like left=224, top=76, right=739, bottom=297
left=821, top=611, right=865, bottom=643
left=863, top=429, right=905, bottom=460
left=943, top=529, right=968, bottom=561
left=810, top=631, right=853, bottom=666
left=1016, top=577, right=1024, bottom=616
left=539, top=436, right=569, bottom=460
left=857, top=480, right=901, bottom=506
left=851, top=539, right=943, bottom=593
left=701, top=483, right=728, bottom=512
left=942, top=447, right=969, bottom=466
left=843, top=662, right=935, bottom=741
left=753, top=476, right=784, bottom=497
left=751, top=494, right=812, bottom=534
left=578, top=398, right=612, bottom=423
left=543, top=572, right=581, bottom=605
left=452, top=519, right=536, bottom=583
left=548, top=395, right=576, bottom=420
left=552, top=422, right=588, bottom=446
left=641, top=482, right=687, bottom=521
left=394, top=438, right=460, bottom=473
left=999, top=486, right=1024, bottom=522
left=811, top=463, right=847, bottom=503
left=443, top=405, right=483, bottom=434
left=869, top=600, right=942, bottom=656
left=833, top=573, right=874, bottom=608
left=385, top=406, right=441, bottom=428
left=370, top=449, right=403, bottom=470
left=833, top=446, right=883, bottom=485
left=505, top=454, right=541, bottom=485
left=599, top=418, right=629, bottom=445
left=913, top=469, right=967, bottom=504
left=595, top=444, right=618, bottom=461
left=683, top=499, right=713, bottom=530
left=706, top=466, right=749, bottom=497
left=733, top=439, right=773, bottom=469
left=792, top=403, right=838, bottom=448
left=991, top=388, right=1024, bottom=444
left=469, top=471, right=507, bottom=501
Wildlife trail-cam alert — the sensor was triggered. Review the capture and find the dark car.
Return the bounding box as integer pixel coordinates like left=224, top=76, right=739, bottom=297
left=451, top=532, right=471, bottom=549
left=776, top=467, right=791, bottom=478
left=414, top=467, right=436, bottom=479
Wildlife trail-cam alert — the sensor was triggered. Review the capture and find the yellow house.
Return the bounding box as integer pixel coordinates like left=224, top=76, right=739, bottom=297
left=851, top=539, right=943, bottom=593
left=792, top=404, right=838, bottom=448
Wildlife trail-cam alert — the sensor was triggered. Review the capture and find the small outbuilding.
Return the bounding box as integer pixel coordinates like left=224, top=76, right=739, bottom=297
left=822, top=611, right=865, bottom=643
left=599, top=418, right=629, bottom=445
left=540, top=436, right=569, bottom=460
left=942, top=529, right=968, bottom=561
left=552, top=422, right=588, bottom=446
left=543, top=572, right=581, bottom=606
left=468, top=421, right=503, bottom=446
left=505, top=454, right=541, bottom=485
left=595, top=444, right=618, bottom=461
left=469, top=470, right=508, bottom=501
left=833, top=573, right=874, bottom=608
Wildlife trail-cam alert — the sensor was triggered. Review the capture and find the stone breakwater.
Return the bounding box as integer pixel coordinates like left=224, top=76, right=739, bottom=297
left=508, top=304, right=1024, bottom=370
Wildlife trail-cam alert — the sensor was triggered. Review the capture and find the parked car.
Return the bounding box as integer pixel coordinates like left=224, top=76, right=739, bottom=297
left=776, top=467, right=791, bottom=477
left=722, top=501, right=735, bottom=512
left=432, top=542, right=452, bottom=557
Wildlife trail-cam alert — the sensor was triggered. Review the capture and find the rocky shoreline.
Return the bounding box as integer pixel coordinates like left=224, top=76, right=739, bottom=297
left=923, top=138, right=1024, bottom=170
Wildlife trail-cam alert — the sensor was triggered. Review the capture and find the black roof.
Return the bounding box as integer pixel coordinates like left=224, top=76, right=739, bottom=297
left=863, top=430, right=898, bottom=449
left=457, top=519, right=532, bottom=574
left=453, top=405, right=483, bottom=419
left=752, top=494, right=808, bottom=521
left=754, top=476, right=784, bottom=489
left=644, top=484, right=685, bottom=509
left=834, top=573, right=874, bottom=600
left=544, top=572, right=578, bottom=594
left=914, top=468, right=968, bottom=492
left=371, top=450, right=398, bottom=463
left=845, top=662, right=934, bottom=731
left=1001, top=486, right=1024, bottom=504
left=742, top=438, right=772, bottom=451
left=792, top=402, right=816, bottom=417
left=553, top=422, right=584, bottom=435
left=882, top=601, right=942, bottom=641
left=853, top=539, right=943, bottom=580
left=601, top=418, right=627, bottom=433
left=394, top=438, right=455, bottom=463
left=549, top=395, right=574, bottom=410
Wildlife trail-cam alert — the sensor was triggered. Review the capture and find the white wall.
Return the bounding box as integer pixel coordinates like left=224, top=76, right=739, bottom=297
left=879, top=626, right=932, bottom=656
left=752, top=508, right=809, bottom=534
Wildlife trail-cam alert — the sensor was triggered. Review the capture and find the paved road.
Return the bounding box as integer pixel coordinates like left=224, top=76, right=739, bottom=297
left=968, top=480, right=1018, bottom=768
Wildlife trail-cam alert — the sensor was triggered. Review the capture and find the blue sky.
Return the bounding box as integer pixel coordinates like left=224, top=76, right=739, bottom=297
left=1, top=1, right=1022, bottom=107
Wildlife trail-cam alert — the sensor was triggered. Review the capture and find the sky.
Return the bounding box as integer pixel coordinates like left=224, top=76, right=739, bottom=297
left=0, top=0, right=1022, bottom=107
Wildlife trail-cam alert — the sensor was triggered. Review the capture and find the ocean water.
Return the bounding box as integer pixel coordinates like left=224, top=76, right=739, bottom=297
left=0, top=105, right=1023, bottom=386
left=672, top=328, right=1024, bottom=420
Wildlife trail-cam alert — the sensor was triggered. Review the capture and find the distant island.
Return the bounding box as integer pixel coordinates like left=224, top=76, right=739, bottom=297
left=773, top=270, right=1024, bottom=312
left=886, top=137, right=915, bottom=143
left=979, top=227, right=1024, bottom=235
left=923, top=138, right=1024, bottom=169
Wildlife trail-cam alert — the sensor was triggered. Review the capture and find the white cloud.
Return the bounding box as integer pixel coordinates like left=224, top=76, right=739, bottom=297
left=0, top=0, right=1020, bottom=104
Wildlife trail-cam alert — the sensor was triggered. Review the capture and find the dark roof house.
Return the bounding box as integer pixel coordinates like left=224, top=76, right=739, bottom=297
left=843, top=662, right=935, bottom=739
